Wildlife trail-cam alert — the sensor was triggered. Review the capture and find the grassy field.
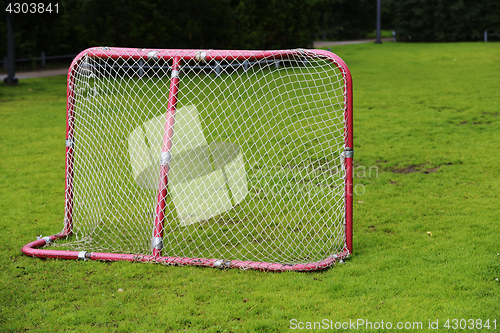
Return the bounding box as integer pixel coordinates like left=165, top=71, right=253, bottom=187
left=1, top=42, right=499, bottom=332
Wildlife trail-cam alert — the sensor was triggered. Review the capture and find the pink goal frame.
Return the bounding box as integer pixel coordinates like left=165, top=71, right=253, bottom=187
left=21, top=47, right=353, bottom=271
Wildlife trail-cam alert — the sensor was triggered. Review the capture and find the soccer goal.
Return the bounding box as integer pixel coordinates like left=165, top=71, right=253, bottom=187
left=22, top=47, right=353, bottom=271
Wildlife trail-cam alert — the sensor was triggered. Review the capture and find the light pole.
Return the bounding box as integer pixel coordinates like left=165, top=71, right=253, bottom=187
left=375, top=0, right=382, bottom=44
left=4, top=0, right=18, bottom=86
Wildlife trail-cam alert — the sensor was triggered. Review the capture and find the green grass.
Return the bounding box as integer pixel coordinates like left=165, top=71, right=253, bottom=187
left=366, top=29, right=394, bottom=39
left=1, top=42, right=500, bottom=332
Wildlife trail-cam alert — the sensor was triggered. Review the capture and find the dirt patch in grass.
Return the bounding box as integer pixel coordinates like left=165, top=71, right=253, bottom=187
left=459, top=120, right=491, bottom=125
left=393, top=165, right=421, bottom=174
left=482, top=112, right=500, bottom=116
left=392, top=162, right=452, bottom=174
left=423, top=166, right=440, bottom=173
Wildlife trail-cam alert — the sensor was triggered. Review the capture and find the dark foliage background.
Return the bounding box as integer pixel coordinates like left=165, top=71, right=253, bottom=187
left=387, top=0, right=500, bottom=42
left=0, top=0, right=379, bottom=59
left=1, top=0, right=499, bottom=60
left=317, top=0, right=378, bottom=40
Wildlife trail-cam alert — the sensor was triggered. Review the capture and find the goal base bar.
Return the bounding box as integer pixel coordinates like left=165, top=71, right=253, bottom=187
left=21, top=233, right=349, bottom=272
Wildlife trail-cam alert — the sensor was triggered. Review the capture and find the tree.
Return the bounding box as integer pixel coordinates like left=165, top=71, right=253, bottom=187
left=388, top=0, right=500, bottom=42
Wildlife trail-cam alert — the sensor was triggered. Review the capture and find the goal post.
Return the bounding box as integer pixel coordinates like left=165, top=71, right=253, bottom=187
left=22, top=47, right=353, bottom=271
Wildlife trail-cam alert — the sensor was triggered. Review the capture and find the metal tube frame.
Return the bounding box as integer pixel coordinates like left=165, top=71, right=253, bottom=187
left=21, top=47, right=353, bottom=271
left=152, top=56, right=181, bottom=259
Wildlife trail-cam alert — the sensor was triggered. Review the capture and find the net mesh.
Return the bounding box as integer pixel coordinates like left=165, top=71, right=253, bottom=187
left=58, top=48, right=348, bottom=268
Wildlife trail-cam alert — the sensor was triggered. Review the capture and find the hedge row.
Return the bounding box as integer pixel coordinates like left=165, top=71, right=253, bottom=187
left=1, top=0, right=498, bottom=60
left=388, top=0, right=500, bottom=42
left=1, top=0, right=382, bottom=60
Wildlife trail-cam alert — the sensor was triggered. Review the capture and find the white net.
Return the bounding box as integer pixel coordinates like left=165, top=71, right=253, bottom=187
left=59, top=47, right=349, bottom=269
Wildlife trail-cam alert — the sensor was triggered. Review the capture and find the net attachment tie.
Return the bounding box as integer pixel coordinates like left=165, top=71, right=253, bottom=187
left=344, top=147, right=354, bottom=158
left=160, top=152, right=172, bottom=166
left=171, top=70, right=179, bottom=79
left=65, top=138, right=75, bottom=148
left=152, top=237, right=164, bottom=250
left=147, top=51, right=158, bottom=59
left=36, top=235, right=52, bottom=244
left=214, top=259, right=231, bottom=269
left=195, top=51, right=207, bottom=62
left=78, top=251, right=88, bottom=261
